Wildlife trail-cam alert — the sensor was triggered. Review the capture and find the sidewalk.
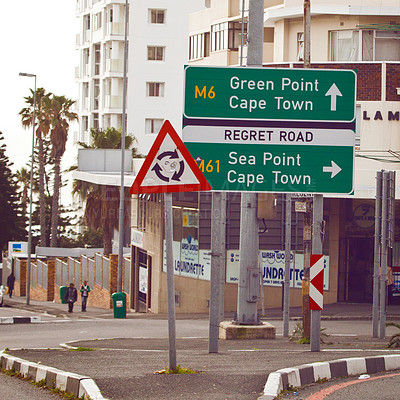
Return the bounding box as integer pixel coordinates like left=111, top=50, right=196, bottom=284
left=4, top=294, right=400, bottom=321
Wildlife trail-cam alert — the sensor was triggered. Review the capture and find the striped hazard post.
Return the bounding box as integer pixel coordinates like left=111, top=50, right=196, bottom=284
left=310, top=254, right=324, bottom=310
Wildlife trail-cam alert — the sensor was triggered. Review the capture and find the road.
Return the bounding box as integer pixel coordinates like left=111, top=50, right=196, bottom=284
left=1, top=306, right=400, bottom=399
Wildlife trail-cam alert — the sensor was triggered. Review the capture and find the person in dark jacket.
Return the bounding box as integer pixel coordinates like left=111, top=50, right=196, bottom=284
left=64, top=283, right=78, bottom=313
left=7, top=273, right=15, bottom=298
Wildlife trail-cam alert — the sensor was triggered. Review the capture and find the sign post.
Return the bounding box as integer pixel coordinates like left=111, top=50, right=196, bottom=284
left=130, top=120, right=210, bottom=369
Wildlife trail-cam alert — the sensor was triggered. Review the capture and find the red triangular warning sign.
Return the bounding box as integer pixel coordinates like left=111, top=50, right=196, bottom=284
left=130, top=120, right=211, bottom=194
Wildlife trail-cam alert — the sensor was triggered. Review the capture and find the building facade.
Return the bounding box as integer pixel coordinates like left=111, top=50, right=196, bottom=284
left=75, top=0, right=204, bottom=153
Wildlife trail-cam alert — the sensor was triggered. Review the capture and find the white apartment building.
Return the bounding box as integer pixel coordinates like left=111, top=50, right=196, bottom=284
left=75, top=0, right=205, bottom=154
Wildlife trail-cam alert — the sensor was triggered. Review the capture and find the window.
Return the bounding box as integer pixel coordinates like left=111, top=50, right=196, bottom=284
left=94, top=44, right=101, bottom=75
left=93, top=12, right=102, bottom=30
left=189, top=32, right=210, bottom=60
left=330, top=29, right=400, bottom=61
left=149, top=9, right=165, bottom=24
left=297, top=32, right=304, bottom=61
left=211, top=21, right=245, bottom=52
left=84, top=14, right=90, bottom=30
left=331, top=30, right=359, bottom=61
left=93, top=79, right=100, bottom=109
left=93, top=113, right=99, bottom=129
left=82, top=116, right=88, bottom=132
left=145, top=118, right=164, bottom=134
left=211, top=22, right=228, bottom=51
left=146, top=82, right=165, bottom=97
left=147, top=46, right=165, bottom=61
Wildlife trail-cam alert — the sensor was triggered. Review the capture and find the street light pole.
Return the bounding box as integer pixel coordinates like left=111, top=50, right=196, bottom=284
left=19, top=72, right=36, bottom=306
left=118, top=0, right=129, bottom=293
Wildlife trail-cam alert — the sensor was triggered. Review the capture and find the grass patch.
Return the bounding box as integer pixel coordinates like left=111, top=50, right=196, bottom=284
left=154, top=365, right=202, bottom=374
left=68, top=347, right=94, bottom=352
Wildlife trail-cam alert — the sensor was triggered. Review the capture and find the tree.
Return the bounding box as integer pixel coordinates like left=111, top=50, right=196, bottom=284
left=19, top=88, right=52, bottom=247
left=15, top=167, right=30, bottom=217
left=0, top=133, right=26, bottom=251
left=73, top=127, right=135, bottom=256
left=45, top=95, right=78, bottom=247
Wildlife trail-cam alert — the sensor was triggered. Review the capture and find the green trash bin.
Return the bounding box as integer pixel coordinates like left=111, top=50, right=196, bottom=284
left=60, top=286, right=67, bottom=304
left=112, top=292, right=126, bottom=319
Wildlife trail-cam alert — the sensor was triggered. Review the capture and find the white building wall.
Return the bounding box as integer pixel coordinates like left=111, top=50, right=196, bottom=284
left=128, top=1, right=205, bottom=155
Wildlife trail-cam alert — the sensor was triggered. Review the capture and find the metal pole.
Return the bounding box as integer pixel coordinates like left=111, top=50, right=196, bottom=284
left=219, top=192, right=227, bottom=324
left=380, top=172, right=389, bottom=339
left=19, top=72, right=36, bottom=306
left=209, top=192, right=225, bottom=353
left=117, top=0, right=129, bottom=293
left=311, top=194, right=323, bottom=352
left=164, top=193, right=177, bottom=369
left=239, top=0, right=246, bottom=66
left=283, top=194, right=292, bottom=337
left=302, top=0, right=312, bottom=339
left=236, top=0, right=264, bottom=326
left=372, top=171, right=383, bottom=337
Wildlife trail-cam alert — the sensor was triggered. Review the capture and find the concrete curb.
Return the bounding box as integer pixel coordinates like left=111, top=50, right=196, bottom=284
left=259, top=354, right=400, bottom=400
left=0, top=351, right=108, bottom=399
left=0, top=316, right=41, bottom=324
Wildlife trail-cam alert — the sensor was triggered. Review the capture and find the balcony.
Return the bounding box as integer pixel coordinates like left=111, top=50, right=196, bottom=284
left=106, top=22, right=124, bottom=36
left=105, top=58, right=124, bottom=73
left=104, top=95, right=123, bottom=109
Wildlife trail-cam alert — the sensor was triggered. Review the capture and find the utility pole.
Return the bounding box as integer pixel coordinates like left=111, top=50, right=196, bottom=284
left=372, top=171, right=382, bottom=338
left=311, top=194, right=323, bottom=351
left=283, top=194, right=292, bottom=337
left=379, top=171, right=389, bottom=339
left=209, top=192, right=226, bottom=353
left=236, top=0, right=264, bottom=325
left=302, top=0, right=312, bottom=340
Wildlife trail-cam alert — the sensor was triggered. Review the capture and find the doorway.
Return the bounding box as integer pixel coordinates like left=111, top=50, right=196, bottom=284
left=346, top=237, right=374, bottom=302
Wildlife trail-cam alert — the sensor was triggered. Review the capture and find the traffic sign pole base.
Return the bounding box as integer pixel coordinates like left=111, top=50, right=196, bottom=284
left=219, top=321, right=276, bottom=340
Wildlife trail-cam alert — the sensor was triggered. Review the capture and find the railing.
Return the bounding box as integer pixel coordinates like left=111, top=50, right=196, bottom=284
left=103, top=257, right=109, bottom=289
left=124, top=257, right=131, bottom=294
left=95, top=253, right=102, bottom=285
left=15, top=258, right=20, bottom=282
left=37, top=259, right=48, bottom=289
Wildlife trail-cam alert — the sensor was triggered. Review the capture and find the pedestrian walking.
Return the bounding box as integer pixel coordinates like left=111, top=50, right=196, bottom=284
left=7, top=272, right=15, bottom=298
left=80, top=280, right=91, bottom=312
left=64, top=283, right=78, bottom=313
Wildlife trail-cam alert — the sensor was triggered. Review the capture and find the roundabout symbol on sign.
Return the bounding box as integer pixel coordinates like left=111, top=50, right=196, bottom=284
left=152, top=150, right=185, bottom=182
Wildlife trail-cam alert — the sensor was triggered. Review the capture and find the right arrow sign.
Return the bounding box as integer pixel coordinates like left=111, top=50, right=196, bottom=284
left=323, top=161, right=342, bottom=178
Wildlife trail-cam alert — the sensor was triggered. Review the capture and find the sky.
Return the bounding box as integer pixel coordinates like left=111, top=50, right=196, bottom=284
left=0, top=1, right=78, bottom=174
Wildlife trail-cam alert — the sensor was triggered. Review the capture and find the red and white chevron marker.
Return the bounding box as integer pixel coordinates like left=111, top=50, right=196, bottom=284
left=309, top=254, right=324, bottom=310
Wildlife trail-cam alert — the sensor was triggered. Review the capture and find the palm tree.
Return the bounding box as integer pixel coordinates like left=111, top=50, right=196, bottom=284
left=15, top=167, right=30, bottom=218
left=73, top=127, right=136, bottom=256
left=19, top=88, right=52, bottom=247
left=45, top=95, right=78, bottom=247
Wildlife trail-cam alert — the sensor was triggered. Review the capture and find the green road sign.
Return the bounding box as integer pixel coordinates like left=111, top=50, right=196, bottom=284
left=184, top=66, right=356, bottom=122
left=183, top=126, right=354, bottom=194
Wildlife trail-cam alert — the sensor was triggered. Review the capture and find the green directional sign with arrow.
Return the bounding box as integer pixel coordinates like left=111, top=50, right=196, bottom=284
left=183, top=126, right=354, bottom=194
left=184, top=66, right=356, bottom=122
left=185, top=142, right=353, bottom=194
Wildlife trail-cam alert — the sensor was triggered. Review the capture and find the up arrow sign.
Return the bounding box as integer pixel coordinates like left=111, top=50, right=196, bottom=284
left=323, top=161, right=342, bottom=178
left=325, top=83, right=342, bottom=111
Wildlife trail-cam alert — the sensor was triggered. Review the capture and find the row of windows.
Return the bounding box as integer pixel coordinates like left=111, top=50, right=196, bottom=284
left=189, top=21, right=245, bottom=60
left=83, top=8, right=165, bottom=33
left=81, top=116, right=163, bottom=135
left=298, top=29, right=400, bottom=62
